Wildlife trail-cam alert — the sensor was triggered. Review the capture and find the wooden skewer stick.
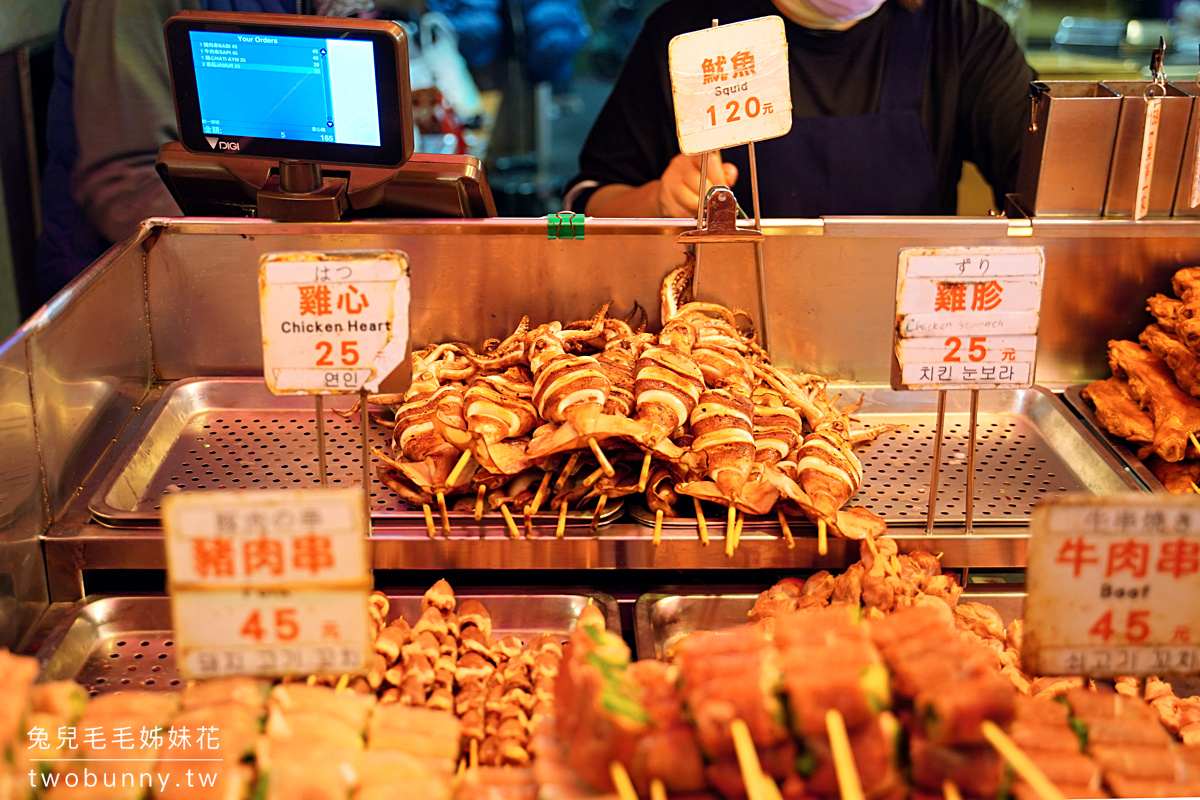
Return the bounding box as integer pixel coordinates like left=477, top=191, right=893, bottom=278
left=725, top=505, right=738, bottom=558
left=1191, top=432, right=1200, bottom=455
left=694, top=497, right=709, bottom=545
left=456, top=757, right=466, bottom=778
left=469, top=737, right=478, bottom=771
left=436, top=491, right=451, bottom=537
left=335, top=674, right=350, bottom=692
left=446, top=450, right=472, bottom=488
left=610, top=761, right=640, bottom=800
left=654, top=508, right=664, bottom=546
left=557, top=500, right=569, bottom=539
left=818, top=518, right=828, bottom=556
left=730, top=719, right=782, bottom=800
left=981, top=720, right=1066, bottom=800
left=582, top=466, right=606, bottom=488
left=1192, top=480, right=1200, bottom=495
left=734, top=510, right=744, bottom=546
left=589, top=437, right=616, bottom=477
left=422, top=503, right=436, bottom=538
left=778, top=509, right=794, bottom=548
left=943, top=779, right=963, bottom=800
left=638, top=452, right=652, bottom=493
left=591, top=494, right=608, bottom=532
left=555, top=452, right=580, bottom=492
left=826, top=709, right=864, bottom=800
left=499, top=504, right=520, bottom=539
left=524, top=504, right=534, bottom=538
left=649, top=778, right=667, bottom=800
left=474, top=484, right=486, bottom=521
left=530, top=470, right=553, bottom=515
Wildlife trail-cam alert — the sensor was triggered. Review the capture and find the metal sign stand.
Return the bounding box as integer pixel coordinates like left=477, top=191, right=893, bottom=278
left=925, top=389, right=981, bottom=536
left=315, top=395, right=329, bottom=488
left=360, top=387, right=372, bottom=529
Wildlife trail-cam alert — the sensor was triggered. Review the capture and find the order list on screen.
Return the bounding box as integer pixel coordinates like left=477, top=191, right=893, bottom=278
left=190, top=31, right=381, bottom=146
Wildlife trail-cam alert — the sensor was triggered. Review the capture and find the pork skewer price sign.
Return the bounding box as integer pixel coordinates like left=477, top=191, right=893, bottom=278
left=893, top=246, right=1045, bottom=391
left=164, top=489, right=373, bottom=679
left=1024, top=494, right=1200, bottom=677
left=259, top=250, right=410, bottom=395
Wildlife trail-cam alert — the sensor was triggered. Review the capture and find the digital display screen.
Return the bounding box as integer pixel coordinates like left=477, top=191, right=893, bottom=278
left=189, top=31, right=381, bottom=147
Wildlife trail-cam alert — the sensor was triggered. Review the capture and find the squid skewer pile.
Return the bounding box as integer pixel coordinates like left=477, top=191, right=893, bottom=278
left=369, top=256, right=895, bottom=546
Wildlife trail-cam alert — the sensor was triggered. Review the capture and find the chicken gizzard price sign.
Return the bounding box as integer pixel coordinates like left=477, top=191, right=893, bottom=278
left=893, top=246, right=1045, bottom=391
left=1024, top=494, right=1200, bottom=677
left=164, top=489, right=373, bottom=679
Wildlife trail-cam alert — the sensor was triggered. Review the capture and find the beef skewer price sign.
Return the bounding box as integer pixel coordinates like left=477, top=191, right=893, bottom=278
left=164, top=488, right=373, bottom=679
left=1025, top=494, right=1200, bottom=677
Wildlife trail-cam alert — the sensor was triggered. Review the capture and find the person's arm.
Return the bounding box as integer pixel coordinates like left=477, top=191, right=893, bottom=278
left=565, top=3, right=736, bottom=218
left=584, top=152, right=738, bottom=217
left=949, top=0, right=1036, bottom=208
left=68, top=0, right=193, bottom=244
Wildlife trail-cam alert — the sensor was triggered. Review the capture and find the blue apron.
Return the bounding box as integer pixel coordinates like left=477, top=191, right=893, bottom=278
left=723, top=3, right=940, bottom=218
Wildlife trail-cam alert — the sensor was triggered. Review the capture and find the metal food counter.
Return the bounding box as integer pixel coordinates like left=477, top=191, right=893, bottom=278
left=3, top=214, right=1196, bottom=645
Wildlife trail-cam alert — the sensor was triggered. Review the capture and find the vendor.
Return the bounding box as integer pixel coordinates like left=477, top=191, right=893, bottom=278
left=564, top=0, right=1036, bottom=219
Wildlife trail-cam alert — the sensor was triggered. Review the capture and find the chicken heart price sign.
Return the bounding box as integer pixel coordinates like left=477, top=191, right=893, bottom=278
left=893, top=246, right=1045, bottom=390
left=259, top=250, right=410, bottom=395
left=163, top=488, right=372, bottom=679
left=1024, top=494, right=1200, bottom=677
left=668, top=16, right=792, bottom=155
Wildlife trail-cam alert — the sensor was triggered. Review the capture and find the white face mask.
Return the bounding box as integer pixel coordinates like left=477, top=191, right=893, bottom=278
left=773, top=0, right=886, bottom=28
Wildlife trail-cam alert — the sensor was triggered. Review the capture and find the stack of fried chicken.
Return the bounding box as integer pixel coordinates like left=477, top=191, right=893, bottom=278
left=1084, top=267, right=1200, bottom=492
left=371, top=256, right=894, bottom=544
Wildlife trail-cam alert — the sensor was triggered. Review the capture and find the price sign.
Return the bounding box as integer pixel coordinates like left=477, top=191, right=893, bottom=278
left=259, top=250, right=409, bottom=395
left=1024, top=495, right=1200, bottom=677
left=892, top=246, right=1044, bottom=390
left=668, top=16, right=792, bottom=156
left=164, top=489, right=372, bottom=679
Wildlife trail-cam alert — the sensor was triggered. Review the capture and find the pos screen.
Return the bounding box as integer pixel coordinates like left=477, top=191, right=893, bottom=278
left=165, top=11, right=413, bottom=167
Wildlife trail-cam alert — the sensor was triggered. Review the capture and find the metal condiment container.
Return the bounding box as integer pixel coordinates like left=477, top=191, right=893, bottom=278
left=1015, top=81, right=1121, bottom=217
left=1169, top=81, right=1200, bottom=218
left=1100, top=80, right=1192, bottom=219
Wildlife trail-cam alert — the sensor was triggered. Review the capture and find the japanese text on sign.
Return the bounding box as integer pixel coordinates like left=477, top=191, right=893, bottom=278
left=259, top=251, right=410, bottom=395
left=669, top=16, right=791, bottom=155
left=164, top=489, right=372, bottom=679
left=1024, top=495, right=1200, bottom=677
left=893, top=246, right=1045, bottom=391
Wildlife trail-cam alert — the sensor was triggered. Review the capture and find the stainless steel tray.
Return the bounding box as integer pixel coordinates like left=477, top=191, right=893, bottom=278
left=33, top=591, right=620, bottom=695
left=633, top=589, right=1026, bottom=660
left=88, top=378, right=623, bottom=529
left=1060, top=384, right=1163, bottom=492
left=630, top=385, right=1142, bottom=531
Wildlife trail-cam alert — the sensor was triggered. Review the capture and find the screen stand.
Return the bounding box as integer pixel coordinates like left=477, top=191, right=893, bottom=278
left=256, top=160, right=349, bottom=222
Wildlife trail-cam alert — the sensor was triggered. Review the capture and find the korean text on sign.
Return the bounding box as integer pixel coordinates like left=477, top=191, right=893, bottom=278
left=668, top=16, right=792, bottom=155
left=893, top=246, right=1045, bottom=391
left=1024, top=495, right=1200, bottom=677
left=259, top=251, right=410, bottom=395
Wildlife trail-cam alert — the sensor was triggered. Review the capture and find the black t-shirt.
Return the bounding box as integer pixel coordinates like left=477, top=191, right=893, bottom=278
left=567, top=0, right=1036, bottom=215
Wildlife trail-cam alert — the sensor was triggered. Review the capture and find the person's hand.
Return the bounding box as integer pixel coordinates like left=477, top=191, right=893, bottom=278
left=656, top=152, right=739, bottom=217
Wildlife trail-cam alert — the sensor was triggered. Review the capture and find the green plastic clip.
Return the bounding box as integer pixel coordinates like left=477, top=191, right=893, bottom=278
left=547, top=211, right=585, bottom=240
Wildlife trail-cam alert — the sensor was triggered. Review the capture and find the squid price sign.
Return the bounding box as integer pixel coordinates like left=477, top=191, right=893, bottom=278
left=668, top=16, right=792, bottom=155
left=163, top=489, right=372, bottom=679
left=1024, top=495, right=1200, bottom=677
left=259, top=251, right=410, bottom=395
left=892, top=246, right=1045, bottom=390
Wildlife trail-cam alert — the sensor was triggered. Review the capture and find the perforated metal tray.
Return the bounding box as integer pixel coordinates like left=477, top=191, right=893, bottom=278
left=89, top=378, right=623, bottom=529
left=33, top=591, right=620, bottom=695
left=629, top=385, right=1142, bottom=529
left=633, top=590, right=1026, bottom=660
